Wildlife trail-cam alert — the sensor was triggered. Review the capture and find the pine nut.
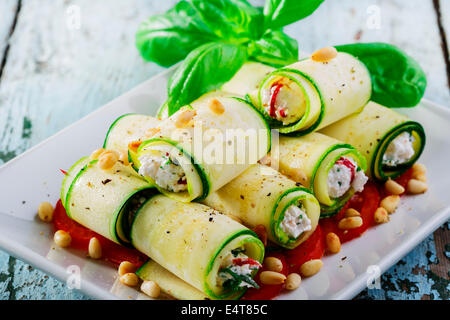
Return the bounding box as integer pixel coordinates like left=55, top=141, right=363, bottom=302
left=118, top=261, right=136, bottom=276
left=259, top=271, right=286, bottom=285
left=300, top=259, right=323, bottom=277
left=141, top=280, right=160, bottom=298
left=407, top=179, right=428, bottom=194
left=209, top=98, right=225, bottom=114
left=374, top=207, right=390, bottom=224
left=412, top=163, right=426, bottom=175
left=120, top=273, right=139, bottom=287
left=380, top=195, right=400, bottom=214
left=326, top=232, right=341, bottom=254
left=264, top=257, right=283, bottom=272
left=175, top=109, right=196, bottom=128
left=54, top=230, right=71, bottom=248
left=338, top=216, right=363, bottom=229
left=88, top=237, right=102, bottom=259
left=285, top=273, right=301, bottom=290
left=345, top=208, right=360, bottom=217
left=311, top=47, right=338, bottom=62
left=38, top=201, right=54, bottom=222
left=98, top=151, right=118, bottom=170
left=385, top=178, right=405, bottom=195
left=412, top=173, right=427, bottom=182
left=90, top=148, right=106, bottom=160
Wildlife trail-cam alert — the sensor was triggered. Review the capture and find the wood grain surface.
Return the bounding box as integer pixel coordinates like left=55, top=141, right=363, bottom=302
left=0, top=0, right=448, bottom=300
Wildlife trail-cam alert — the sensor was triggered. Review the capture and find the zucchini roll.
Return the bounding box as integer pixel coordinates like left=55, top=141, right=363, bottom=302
left=223, top=52, right=371, bottom=135
left=133, top=91, right=271, bottom=202
left=203, top=164, right=320, bottom=249
left=62, top=159, right=155, bottom=246
left=103, top=114, right=160, bottom=156
left=320, top=101, right=425, bottom=181
left=270, top=132, right=368, bottom=217
left=131, top=195, right=265, bottom=300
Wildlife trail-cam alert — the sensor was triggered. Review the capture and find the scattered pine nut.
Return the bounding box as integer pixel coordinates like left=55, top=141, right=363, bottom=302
left=90, top=148, right=105, bottom=160
left=338, top=216, right=363, bottom=229
left=385, top=178, right=405, bottom=195
left=54, top=230, right=71, bottom=248
left=407, top=179, right=428, bottom=194
left=118, top=261, right=136, bottom=276
left=88, top=237, right=102, bottom=259
left=285, top=273, right=301, bottom=290
left=300, top=259, right=323, bottom=277
left=209, top=98, right=225, bottom=114
left=380, top=195, right=400, bottom=214
left=98, top=151, right=118, bottom=170
left=412, top=163, right=426, bottom=175
left=38, top=201, right=54, bottom=222
left=326, top=232, right=341, bottom=254
left=264, top=257, right=283, bottom=272
left=120, top=273, right=139, bottom=287
left=345, top=208, right=360, bottom=217
left=311, top=47, right=338, bottom=62
left=374, top=207, right=390, bottom=224
left=175, top=109, right=196, bottom=128
left=413, top=173, right=427, bottom=183
left=141, top=280, right=160, bottom=298
left=259, top=271, right=286, bottom=285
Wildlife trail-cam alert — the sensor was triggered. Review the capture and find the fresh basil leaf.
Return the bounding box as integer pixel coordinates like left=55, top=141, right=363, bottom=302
left=264, top=0, right=324, bottom=30
left=335, top=43, right=427, bottom=108
left=135, top=1, right=216, bottom=67
left=248, top=29, right=298, bottom=67
left=166, top=42, right=248, bottom=115
left=192, top=0, right=264, bottom=41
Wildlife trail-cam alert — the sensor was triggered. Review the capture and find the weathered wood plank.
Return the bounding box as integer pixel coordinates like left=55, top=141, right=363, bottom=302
left=437, top=0, right=450, bottom=90
left=286, top=0, right=450, bottom=106
left=0, top=0, right=18, bottom=72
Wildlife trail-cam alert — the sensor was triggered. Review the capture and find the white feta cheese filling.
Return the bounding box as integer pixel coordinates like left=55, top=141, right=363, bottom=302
left=218, top=250, right=260, bottom=289
left=327, top=157, right=368, bottom=199
left=138, top=153, right=187, bottom=193
left=280, top=204, right=312, bottom=239
left=383, top=132, right=415, bottom=166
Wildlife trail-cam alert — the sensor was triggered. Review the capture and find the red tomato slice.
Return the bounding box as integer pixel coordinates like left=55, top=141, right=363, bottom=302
left=53, top=200, right=147, bottom=267
left=241, top=252, right=288, bottom=300
left=284, top=225, right=325, bottom=273
left=320, top=182, right=380, bottom=244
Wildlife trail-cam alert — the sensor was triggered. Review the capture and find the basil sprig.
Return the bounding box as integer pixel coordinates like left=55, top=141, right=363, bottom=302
left=335, top=43, right=427, bottom=108
left=221, top=267, right=260, bottom=291
left=136, top=0, right=324, bottom=115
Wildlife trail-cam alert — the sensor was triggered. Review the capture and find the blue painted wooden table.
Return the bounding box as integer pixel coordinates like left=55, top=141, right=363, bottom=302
left=0, top=0, right=448, bottom=300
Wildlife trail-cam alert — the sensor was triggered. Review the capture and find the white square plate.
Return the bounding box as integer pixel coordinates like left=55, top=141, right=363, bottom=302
left=0, top=67, right=449, bottom=300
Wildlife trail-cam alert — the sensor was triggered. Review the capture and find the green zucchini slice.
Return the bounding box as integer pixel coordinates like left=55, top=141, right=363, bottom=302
left=133, top=91, right=271, bottom=202
left=203, top=164, right=320, bottom=249
left=64, top=160, right=155, bottom=245
left=130, top=195, right=265, bottom=300
left=321, top=101, right=426, bottom=181
left=272, top=132, right=367, bottom=217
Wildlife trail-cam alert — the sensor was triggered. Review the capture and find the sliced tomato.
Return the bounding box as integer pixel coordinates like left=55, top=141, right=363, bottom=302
left=241, top=252, right=288, bottom=300
left=284, top=225, right=325, bottom=273
left=53, top=200, right=147, bottom=267
left=320, top=181, right=380, bottom=244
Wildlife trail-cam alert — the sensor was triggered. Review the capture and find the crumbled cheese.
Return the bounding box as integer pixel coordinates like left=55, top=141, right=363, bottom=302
left=280, top=205, right=312, bottom=239
left=138, top=154, right=187, bottom=192
left=327, top=157, right=368, bottom=198
left=383, top=132, right=415, bottom=166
